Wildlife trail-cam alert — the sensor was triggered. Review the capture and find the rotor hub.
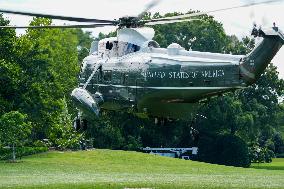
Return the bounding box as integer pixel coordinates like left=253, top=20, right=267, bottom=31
left=118, top=16, right=143, bottom=28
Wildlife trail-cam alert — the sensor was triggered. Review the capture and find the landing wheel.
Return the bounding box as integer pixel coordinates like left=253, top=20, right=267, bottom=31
left=73, top=117, right=88, bottom=131
left=82, top=119, right=88, bottom=131
left=188, top=113, right=205, bottom=146
left=74, top=118, right=81, bottom=131
left=154, top=117, right=171, bottom=126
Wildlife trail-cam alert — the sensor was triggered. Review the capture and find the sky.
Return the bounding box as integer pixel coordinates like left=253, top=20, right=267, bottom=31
left=1, top=0, right=284, bottom=77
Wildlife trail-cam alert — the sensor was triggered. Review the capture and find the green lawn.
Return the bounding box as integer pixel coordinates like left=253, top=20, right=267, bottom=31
left=0, top=150, right=283, bottom=189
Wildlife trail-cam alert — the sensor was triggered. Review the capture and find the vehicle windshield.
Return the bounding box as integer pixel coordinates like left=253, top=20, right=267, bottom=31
left=99, top=40, right=141, bottom=58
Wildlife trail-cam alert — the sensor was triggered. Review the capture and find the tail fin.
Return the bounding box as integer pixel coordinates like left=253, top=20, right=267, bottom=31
left=240, top=27, right=284, bottom=85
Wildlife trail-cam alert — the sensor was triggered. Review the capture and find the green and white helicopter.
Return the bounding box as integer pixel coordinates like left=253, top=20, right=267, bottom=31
left=1, top=0, right=283, bottom=129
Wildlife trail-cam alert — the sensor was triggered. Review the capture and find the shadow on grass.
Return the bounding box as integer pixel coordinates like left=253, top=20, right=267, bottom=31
left=250, top=165, right=284, bottom=171
left=0, top=160, right=23, bottom=164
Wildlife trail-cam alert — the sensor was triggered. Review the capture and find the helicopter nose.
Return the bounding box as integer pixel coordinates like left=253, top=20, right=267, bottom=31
left=71, top=88, right=99, bottom=116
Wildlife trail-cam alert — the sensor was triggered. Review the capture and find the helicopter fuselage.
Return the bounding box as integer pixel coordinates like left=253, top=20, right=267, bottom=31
left=73, top=27, right=284, bottom=120
left=79, top=44, right=244, bottom=119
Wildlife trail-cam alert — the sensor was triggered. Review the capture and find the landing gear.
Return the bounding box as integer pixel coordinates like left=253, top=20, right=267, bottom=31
left=154, top=117, right=158, bottom=125
left=74, top=118, right=80, bottom=131
left=154, top=117, right=165, bottom=126
left=188, top=113, right=207, bottom=145
left=154, top=117, right=174, bottom=126
left=73, top=117, right=88, bottom=131
left=189, top=125, right=199, bottom=146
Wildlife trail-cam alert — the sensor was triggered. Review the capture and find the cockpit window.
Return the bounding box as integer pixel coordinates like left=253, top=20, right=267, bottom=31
left=109, top=43, right=113, bottom=50
left=106, top=41, right=113, bottom=50
left=148, top=41, right=160, bottom=48
left=126, top=43, right=140, bottom=54
left=99, top=40, right=141, bottom=57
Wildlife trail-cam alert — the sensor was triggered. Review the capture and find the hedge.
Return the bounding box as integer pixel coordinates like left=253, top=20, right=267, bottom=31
left=276, top=153, right=284, bottom=158
left=0, top=147, right=48, bottom=160
left=197, top=134, right=251, bottom=167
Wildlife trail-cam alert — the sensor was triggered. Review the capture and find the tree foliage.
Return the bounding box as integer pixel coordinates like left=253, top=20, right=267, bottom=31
left=0, top=111, right=31, bottom=160
left=0, top=15, right=83, bottom=149
left=147, top=12, right=228, bottom=53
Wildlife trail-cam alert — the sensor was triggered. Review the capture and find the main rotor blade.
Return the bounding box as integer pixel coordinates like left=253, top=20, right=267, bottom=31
left=145, top=19, right=200, bottom=26
left=0, top=24, right=114, bottom=29
left=0, top=9, right=116, bottom=24
left=137, top=0, right=162, bottom=18
left=144, top=0, right=283, bottom=23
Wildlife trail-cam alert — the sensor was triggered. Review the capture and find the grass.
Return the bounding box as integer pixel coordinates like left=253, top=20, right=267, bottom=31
left=251, top=158, right=284, bottom=170
left=0, top=150, right=283, bottom=189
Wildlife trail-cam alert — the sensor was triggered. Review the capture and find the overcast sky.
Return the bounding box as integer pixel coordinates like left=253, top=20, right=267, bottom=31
left=1, top=0, right=284, bottom=77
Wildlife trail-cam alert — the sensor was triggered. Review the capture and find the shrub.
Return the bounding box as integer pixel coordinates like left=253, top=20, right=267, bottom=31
left=273, top=133, right=284, bottom=154
left=197, top=135, right=218, bottom=163
left=198, top=134, right=250, bottom=167
left=0, top=147, right=48, bottom=160
left=33, top=140, right=50, bottom=147
left=123, top=136, right=142, bottom=150
left=48, top=124, right=84, bottom=151
left=265, top=149, right=275, bottom=162
left=249, top=145, right=275, bottom=163
left=216, top=135, right=250, bottom=167
left=276, top=153, right=284, bottom=158
left=54, top=135, right=82, bottom=151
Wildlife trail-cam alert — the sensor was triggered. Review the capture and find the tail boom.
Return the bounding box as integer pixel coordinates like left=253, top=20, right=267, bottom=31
left=240, top=27, right=284, bottom=84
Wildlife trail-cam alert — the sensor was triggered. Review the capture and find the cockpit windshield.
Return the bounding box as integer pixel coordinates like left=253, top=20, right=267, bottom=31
left=98, top=39, right=140, bottom=58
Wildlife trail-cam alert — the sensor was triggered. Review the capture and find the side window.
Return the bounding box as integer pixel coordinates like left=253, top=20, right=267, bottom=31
left=103, top=70, right=112, bottom=82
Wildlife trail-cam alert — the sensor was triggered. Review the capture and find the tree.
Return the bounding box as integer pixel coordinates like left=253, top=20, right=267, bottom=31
left=1, top=16, right=84, bottom=148
left=0, top=111, right=31, bottom=161
left=196, top=63, right=284, bottom=163
left=238, top=64, right=284, bottom=142
left=0, top=14, right=19, bottom=115
left=15, top=17, right=80, bottom=140
left=73, top=29, right=94, bottom=62
left=150, top=12, right=227, bottom=53
left=48, top=98, right=84, bottom=150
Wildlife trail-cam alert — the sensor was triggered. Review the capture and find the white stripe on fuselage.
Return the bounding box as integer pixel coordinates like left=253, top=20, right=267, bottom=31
left=88, top=83, right=244, bottom=90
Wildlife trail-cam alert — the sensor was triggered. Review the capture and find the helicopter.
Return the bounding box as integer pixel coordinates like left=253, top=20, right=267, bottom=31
left=1, top=0, right=284, bottom=129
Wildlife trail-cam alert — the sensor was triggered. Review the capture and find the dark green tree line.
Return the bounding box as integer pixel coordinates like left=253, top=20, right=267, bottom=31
left=0, top=15, right=85, bottom=151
